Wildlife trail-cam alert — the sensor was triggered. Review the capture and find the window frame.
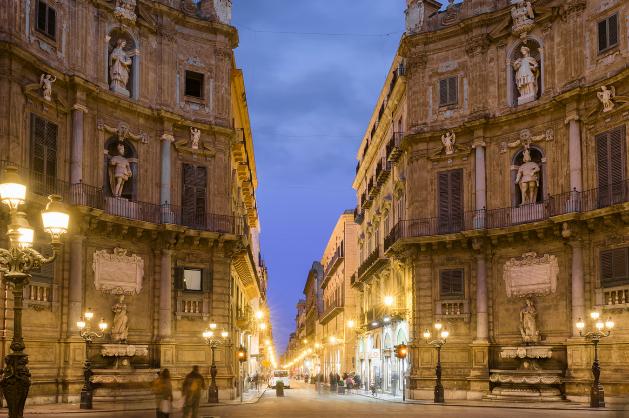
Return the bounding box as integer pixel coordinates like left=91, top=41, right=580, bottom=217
left=35, top=0, right=56, bottom=41
left=600, top=247, right=629, bottom=289
left=597, top=13, right=619, bottom=55
left=438, top=268, right=465, bottom=300
left=439, top=76, right=458, bottom=107
left=184, top=70, right=205, bottom=100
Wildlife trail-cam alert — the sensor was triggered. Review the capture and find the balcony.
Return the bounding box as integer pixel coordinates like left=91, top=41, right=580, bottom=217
left=324, top=245, right=344, bottom=279
left=354, top=207, right=365, bottom=225
left=595, top=285, right=629, bottom=311
left=0, top=161, right=246, bottom=236
left=319, top=298, right=344, bottom=324
left=357, top=246, right=387, bottom=282
left=175, top=291, right=210, bottom=321
left=384, top=180, right=629, bottom=252
left=376, top=159, right=392, bottom=187
left=386, top=132, right=404, bottom=163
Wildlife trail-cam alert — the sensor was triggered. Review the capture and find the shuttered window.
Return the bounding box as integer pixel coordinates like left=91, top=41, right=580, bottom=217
left=175, top=267, right=212, bottom=292
left=439, top=77, right=458, bottom=107
left=440, top=269, right=464, bottom=299
left=600, top=248, right=629, bottom=288
left=182, top=163, right=207, bottom=228
left=596, top=126, right=626, bottom=207
left=438, top=169, right=463, bottom=233
left=30, top=114, right=57, bottom=195
left=36, top=0, right=56, bottom=40
left=598, top=14, right=619, bottom=54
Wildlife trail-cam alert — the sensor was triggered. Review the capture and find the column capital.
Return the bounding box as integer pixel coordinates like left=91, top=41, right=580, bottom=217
left=161, top=133, right=175, bottom=143
left=472, top=139, right=486, bottom=149
left=72, top=103, right=89, bottom=113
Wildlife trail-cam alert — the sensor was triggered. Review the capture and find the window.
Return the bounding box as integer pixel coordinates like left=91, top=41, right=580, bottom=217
left=440, top=269, right=464, bottom=299
left=175, top=267, right=212, bottom=292
left=596, top=126, right=626, bottom=207
left=439, top=76, right=458, bottom=107
left=36, top=0, right=56, bottom=40
left=183, top=269, right=202, bottom=291
left=182, top=163, right=208, bottom=228
left=184, top=70, right=204, bottom=99
left=30, top=114, right=57, bottom=195
left=437, top=169, right=463, bottom=234
left=600, top=248, right=629, bottom=288
left=598, top=14, right=619, bottom=54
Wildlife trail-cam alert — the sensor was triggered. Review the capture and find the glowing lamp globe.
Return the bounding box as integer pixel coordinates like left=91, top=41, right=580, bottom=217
left=42, top=195, right=69, bottom=242
left=0, top=167, right=26, bottom=210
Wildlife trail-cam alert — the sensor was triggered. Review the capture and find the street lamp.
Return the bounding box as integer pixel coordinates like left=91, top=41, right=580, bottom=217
left=76, top=309, right=108, bottom=409
left=203, top=323, right=229, bottom=403
left=423, top=321, right=450, bottom=404
left=575, top=311, right=614, bottom=408
left=0, top=167, right=69, bottom=418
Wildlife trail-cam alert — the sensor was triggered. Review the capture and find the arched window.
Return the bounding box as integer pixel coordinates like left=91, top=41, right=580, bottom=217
left=104, top=137, right=137, bottom=200
left=396, top=328, right=407, bottom=345
left=507, top=39, right=543, bottom=107
left=383, top=333, right=393, bottom=349
left=511, top=146, right=545, bottom=206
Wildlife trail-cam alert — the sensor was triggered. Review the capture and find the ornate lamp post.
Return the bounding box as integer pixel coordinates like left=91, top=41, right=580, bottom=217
left=423, top=321, right=450, bottom=404
left=576, top=311, right=614, bottom=408
left=76, top=309, right=108, bottom=409
left=0, top=167, right=69, bottom=418
left=202, top=323, right=229, bottom=404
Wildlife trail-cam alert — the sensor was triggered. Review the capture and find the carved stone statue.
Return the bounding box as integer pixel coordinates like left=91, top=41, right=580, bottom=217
left=520, top=298, right=540, bottom=344
left=515, top=146, right=540, bottom=205
left=190, top=127, right=201, bottom=149
left=405, top=0, right=424, bottom=34
left=109, top=39, right=132, bottom=96
left=441, top=131, right=456, bottom=155
left=114, top=0, right=137, bottom=24
left=108, top=142, right=132, bottom=198
left=111, top=295, right=129, bottom=343
left=512, top=46, right=539, bottom=105
left=40, top=74, right=56, bottom=102
left=511, top=1, right=535, bottom=39
left=597, top=85, right=616, bottom=113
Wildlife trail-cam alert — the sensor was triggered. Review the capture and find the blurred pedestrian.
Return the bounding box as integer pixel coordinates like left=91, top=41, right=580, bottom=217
left=182, top=365, right=206, bottom=418
left=152, top=369, right=173, bottom=418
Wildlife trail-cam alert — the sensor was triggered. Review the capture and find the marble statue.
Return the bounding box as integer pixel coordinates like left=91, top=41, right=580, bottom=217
left=597, top=85, right=616, bottom=113
left=112, top=295, right=129, bottom=343
left=515, top=146, right=540, bottom=205
left=405, top=0, right=424, bottom=34
left=190, top=127, right=201, bottom=149
left=109, top=39, right=132, bottom=96
left=114, top=0, right=137, bottom=24
left=441, top=131, right=456, bottom=155
left=40, top=74, right=56, bottom=102
left=512, top=46, right=539, bottom=105
left=511, top=0, right=535, bottom=39
left=108, top=142, right=132, bottom=198
left=519, top=298, right=540, bottom=344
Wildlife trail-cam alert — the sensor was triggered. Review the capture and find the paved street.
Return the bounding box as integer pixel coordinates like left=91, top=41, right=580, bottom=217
left=6, top=381, right=628, bottom=418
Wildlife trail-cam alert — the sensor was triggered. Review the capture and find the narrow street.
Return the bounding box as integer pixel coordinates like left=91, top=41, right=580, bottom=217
left=10, top=381, right=627, bottom=418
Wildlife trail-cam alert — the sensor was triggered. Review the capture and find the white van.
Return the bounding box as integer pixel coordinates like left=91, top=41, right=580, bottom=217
left=269, top=370, right=290, bottom=389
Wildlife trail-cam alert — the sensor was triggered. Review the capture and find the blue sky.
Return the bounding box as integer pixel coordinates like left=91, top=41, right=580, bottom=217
left=232, top=1, right=407, bottom=353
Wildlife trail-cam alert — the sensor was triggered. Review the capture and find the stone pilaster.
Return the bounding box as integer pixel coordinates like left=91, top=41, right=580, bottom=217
left=566, top=112, right=582, bottom=192
left=570, top=240, right=584, bottom=336
left=160, top=133, right=174, bottom=205
left=70, top=104, right=88, bottom=184
left=68, top=235, right=85, bottom=334
left=159, top=249, right=173, bottom=339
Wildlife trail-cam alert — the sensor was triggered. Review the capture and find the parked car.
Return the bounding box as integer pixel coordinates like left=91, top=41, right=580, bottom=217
left=269, top=370, right=291, bottom=389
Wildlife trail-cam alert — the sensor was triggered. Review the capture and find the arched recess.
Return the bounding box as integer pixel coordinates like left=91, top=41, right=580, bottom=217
left=107, top=28, right=140, bottom=99
left=104, top=137, right=138, bottom=200
left=511, top=146, right=546, bottom=207
left=507, top=37, right=543, bottom=107
left=383, top=332, right=393, bottom=349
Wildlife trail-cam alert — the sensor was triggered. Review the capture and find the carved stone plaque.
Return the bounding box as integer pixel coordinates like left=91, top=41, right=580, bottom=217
left=93, top=248, right=144, bottom=295
left=503, top=252, right=558, bottom=298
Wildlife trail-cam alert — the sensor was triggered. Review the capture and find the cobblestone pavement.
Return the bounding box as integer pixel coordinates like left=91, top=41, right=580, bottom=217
left=3, top=381, right=628, bottom=418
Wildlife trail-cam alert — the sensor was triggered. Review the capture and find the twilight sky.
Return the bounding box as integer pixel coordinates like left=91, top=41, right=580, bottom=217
left=232, top=1, right=408, bottom=353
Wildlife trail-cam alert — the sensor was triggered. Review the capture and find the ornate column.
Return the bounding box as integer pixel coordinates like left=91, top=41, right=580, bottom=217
left=570, top=240, right=584, bottom=336
left=71, top=104, right=88, bottom=184
left=160, top=133, right=174, bottom=205
left=68, top=235, right=85, bottom=334
left=159, top=249, right=173, bottom=339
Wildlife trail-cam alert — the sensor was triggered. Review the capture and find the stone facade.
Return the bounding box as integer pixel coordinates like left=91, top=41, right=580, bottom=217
left=0, top=0, right=267, bottom=405
left=355, top=0, right=629, bottom=403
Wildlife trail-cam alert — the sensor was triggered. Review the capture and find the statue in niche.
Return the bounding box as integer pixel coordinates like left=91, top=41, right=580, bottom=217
left=190, top=127, right=201, bottom=149
left=108, top=142, right=133, bottom=198
left=441, top=130, right=456, bottom=155
left=512, top=46, right=539, bottom=105
left=40, top=74, right=56, bottom=102
left=519, top=298, right=540, bottom=344
left=109, top=39, right=132, bottom=96
left=597, top=85, right=616, bottom=113
left=111, top=295, right=129, bottom=343
left=515, top=144, right=540, bottom=205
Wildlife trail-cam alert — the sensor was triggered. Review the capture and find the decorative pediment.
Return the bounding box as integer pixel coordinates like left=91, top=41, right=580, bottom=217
left=23, top=81, right=68, bottom=113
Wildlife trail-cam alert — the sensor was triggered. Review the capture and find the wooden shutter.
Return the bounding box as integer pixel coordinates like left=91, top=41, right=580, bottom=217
left=448, top=77, right=458, bottom=105
left=439, top=79, right=448, bottom=106
left=37, top=1, right=47, bottom=33
left=440, top=269, right=464, bottom=299
left=202, top=268, right=212, bottom=293
left=596, top=127, right=626, bottom=206
left=598, top=19, right=608, bottom=52
left=608, top=14, right=618, bottom=48
left=182, top=164, right=207, bottom=228
left=30, top=114, right=57, bottom=194
left=438, top=169, right=463, bottom=233
left=47, top=6, right=56, bottom=38
left=174, top=267, right=184, bottom=290
left=600, top=248, right=629, bottom=288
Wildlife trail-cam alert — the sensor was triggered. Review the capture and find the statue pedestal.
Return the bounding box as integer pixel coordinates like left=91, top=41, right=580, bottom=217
left=517, top=93, right=536, bottom=106
left=105, top=197, right=139, bottom=219
left=510, top=203, right=544, bottom=224
left=486, top=346, right=564, bottom=402
left=101, top=344, right=149, bottom=369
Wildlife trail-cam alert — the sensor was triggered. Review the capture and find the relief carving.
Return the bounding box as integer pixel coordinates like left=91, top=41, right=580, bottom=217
left=92, top=248, right=144, bottom=295
left=503, top=252, right=558, bottom=298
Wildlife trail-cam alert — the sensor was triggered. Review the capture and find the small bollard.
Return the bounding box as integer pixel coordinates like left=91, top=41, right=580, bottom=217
left=276, top=380, right=285, bottom=397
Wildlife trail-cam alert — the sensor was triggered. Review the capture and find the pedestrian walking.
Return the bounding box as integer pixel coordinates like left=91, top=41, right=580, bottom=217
left=182, top=365, right=207, bottom=418
left=152, top=369, right=173, bottom=418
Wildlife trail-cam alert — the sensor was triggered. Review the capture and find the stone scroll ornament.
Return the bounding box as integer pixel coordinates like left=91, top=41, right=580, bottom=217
left=92, top=248, right=144, bottom=295
left=503, top=252, right=558, bottom=298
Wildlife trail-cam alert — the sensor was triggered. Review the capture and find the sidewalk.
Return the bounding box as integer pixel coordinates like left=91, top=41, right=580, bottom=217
left=9, top=388, right=267, bottom=415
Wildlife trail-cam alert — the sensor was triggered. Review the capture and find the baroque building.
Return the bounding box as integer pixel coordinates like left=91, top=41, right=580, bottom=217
left=354, top=0, right=629, bottom=402
left=0, top=0, right=268, bottom=405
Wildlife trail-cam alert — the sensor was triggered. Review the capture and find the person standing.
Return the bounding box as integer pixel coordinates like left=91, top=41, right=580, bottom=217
left=182, top=365, right=207, bottom=418
left=152, top=369, right=173, bottom=418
